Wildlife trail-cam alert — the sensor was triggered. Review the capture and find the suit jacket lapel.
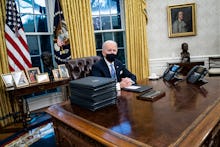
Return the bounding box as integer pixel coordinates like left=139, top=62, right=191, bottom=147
left=100, top=59, right=111, bottom=77
left=114, top=60, right=121, bottom=80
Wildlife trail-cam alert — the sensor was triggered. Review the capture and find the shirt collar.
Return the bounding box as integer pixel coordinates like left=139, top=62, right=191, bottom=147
left=104, top=57, right=114, bottom=66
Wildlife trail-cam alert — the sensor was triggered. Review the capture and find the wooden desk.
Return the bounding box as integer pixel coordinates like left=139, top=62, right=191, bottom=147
left=168, top=61, right=204, bottom=75
left=46, top=77, right=220, bottom=147
left=6, top=78, right=70, bottom=127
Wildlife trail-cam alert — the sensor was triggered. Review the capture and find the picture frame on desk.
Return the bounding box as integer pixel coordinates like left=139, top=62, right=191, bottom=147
left=52, top=69, right=61, bottom=81
left=36, top=73, right=50, bottom=83
left=58, top=64, right=69, bottom=79
left=11, top=70, right=29, bottom=88
left=1, top=73, right=14, bottom=88
left=25, top=67, right=40, bottom=84
left=167, top=3, right=196, bottom=38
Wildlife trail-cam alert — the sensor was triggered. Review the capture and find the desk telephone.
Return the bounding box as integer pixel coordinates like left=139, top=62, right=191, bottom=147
left=186, top=65, right=208, bottom=85
left=163, top=64, right=182, bottom=82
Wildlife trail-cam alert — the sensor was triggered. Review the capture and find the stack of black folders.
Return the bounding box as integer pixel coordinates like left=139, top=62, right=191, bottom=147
left=69, top=76, right=117, bottom=111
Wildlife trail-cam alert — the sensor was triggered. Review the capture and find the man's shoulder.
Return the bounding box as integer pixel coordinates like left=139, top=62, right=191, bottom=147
left=93, top=58, right=105, bottom=66
left=114, top=59, right=124, bottom=66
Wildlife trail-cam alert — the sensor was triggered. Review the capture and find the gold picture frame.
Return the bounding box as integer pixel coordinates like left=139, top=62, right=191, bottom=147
left=52, top=69, right=61, bottom=81
left=36, top=73, right=50, bottom=83
left=167, top=3, right=196, bottom=38
left=58, top=64, right=70, bottom=79
left=11, top=70, right=29, bottom=88
left=25, top=67, right=40, bottom=84
left=1, top=73, right=14, bottom=88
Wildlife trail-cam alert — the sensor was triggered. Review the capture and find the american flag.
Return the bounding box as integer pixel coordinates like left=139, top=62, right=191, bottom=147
left=5, top=0, right=32, bottom=71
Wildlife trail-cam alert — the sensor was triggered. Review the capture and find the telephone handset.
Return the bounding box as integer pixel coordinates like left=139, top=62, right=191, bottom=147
left=186, top=65, right=208, bottom=85
left=163, top=64, right=182, bottom=82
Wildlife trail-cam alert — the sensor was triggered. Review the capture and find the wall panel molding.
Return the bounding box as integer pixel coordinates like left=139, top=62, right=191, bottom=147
left=149, top=55, right=220, bottom=76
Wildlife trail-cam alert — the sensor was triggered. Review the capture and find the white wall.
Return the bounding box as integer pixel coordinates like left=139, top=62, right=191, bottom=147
left=146, top=0, right=220, bottom=75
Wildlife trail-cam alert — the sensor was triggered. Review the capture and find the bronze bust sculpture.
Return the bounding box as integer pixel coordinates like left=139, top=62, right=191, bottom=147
left=180, top=43, right=190, bottom=63
left=41, top=52, right=54, bottom=80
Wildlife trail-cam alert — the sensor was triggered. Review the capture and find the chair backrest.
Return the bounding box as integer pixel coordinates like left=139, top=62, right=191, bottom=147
left=65, top=56, right=101, bottom=80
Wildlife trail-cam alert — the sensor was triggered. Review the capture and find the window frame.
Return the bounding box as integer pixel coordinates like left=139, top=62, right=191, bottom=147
left=15, top=0, right=60, bottom=97
left=92, top=0, right=127, bottom=65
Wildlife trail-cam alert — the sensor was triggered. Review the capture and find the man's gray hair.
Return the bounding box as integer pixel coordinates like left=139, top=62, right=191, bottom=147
left=102, top=40, right=118, bottom=50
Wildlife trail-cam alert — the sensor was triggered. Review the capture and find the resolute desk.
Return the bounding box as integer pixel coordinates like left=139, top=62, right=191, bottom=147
left=46, top=77, right=220, bottom=147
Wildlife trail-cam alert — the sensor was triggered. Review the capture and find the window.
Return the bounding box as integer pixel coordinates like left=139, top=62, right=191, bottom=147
left=16, top=0, right=58, bottom=96
left=91, top=0, right=126, bottom=64
left=16, top=0, right=54, bottom=70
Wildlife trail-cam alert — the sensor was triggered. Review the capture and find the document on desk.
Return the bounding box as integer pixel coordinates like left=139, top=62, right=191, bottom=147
left=125, top=85, right=141, bottom=89
left=122, top=85, right=152, bottom=93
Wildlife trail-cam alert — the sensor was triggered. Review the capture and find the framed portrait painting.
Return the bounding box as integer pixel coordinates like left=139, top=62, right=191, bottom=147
left=167, top=3, right=196, bottom=38
left=25, top=67, right=40, bottom=84
left=11, top=70, right=29, bottom=88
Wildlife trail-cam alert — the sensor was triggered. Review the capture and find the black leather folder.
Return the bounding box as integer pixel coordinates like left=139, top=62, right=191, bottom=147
left=122, top=85, right=153, bottom=93
left=70, top=76, right=116, bottom=91
left=70, top=86, right=116, bottom=97
left=70, top=90, right=117, bottom=102
left=137, top=90, right=165, bottom=102
left=70, top=96, right=116, bottom=111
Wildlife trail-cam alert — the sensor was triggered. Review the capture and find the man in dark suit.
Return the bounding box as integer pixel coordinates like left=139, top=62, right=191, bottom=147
left=91, top=40, right=136, bottom=89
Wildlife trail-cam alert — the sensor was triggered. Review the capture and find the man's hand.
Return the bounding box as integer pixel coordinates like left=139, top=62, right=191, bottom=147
left=119, top=77, right=133, bottom=88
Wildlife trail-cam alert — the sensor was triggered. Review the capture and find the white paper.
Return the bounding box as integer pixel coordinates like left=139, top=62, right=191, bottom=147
left=125, top=85, right=141, bottom=89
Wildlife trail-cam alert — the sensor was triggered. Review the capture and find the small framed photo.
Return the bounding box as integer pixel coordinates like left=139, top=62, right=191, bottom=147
left=11, top=70, right=29, bottom=88
left=58, top=64, right=70, bottom=79
left=25, top=67, right=40, bottom=84
left=52, top=69, right=61, bottom=81
left=36, top=73, right=50, bottom=83
left=1, top=73, right=14, bottom=88
left=167, top=3, right=196, bottom=38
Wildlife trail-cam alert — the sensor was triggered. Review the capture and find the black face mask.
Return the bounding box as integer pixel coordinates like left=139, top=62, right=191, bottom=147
left=106, top=54, right=117, bottom=62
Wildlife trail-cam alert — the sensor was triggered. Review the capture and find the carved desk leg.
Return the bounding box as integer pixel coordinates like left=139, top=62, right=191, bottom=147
left=24, top=97, right=31, bottom=123
left=8, top=92, right=18, bottom=123
left=17, top=96, right=27, bottom=128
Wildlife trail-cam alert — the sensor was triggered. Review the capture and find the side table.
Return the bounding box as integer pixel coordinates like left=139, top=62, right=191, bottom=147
left=6, top=78, right=70, bottom=128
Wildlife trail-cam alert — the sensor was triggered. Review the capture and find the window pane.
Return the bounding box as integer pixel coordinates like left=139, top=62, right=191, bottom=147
left=18, top=0, right=34, bottom=14
left=21, top=14, right=35, bottom=32
left=101, top=16, right=111, bottom=30
left=114, top=32, right=124, bottom=47
left=117, top=49, right=125, bottom=64
left=111, top=0, right=120, bottom=14
left=95, top=33, right=102, bottom=49
left=36, top=15, right=48, bottom=32
left=27, top=36, right=39, bottom=55
left=93, top=17, right=101, bottom=30
left=34, top=0, right=46, bottom=14
left=31, top=56, right=42, bottom=70
left=112, top=15, right=121, bottom=29
left=103, top=32, right=113, bottom=41
left=40, top=35, right=52, bottom=53
left=97, top=51, right=102, bottom=57
left=91, top=0, right=126, bottom=65
left=100, top=0, right=110, bottom=15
